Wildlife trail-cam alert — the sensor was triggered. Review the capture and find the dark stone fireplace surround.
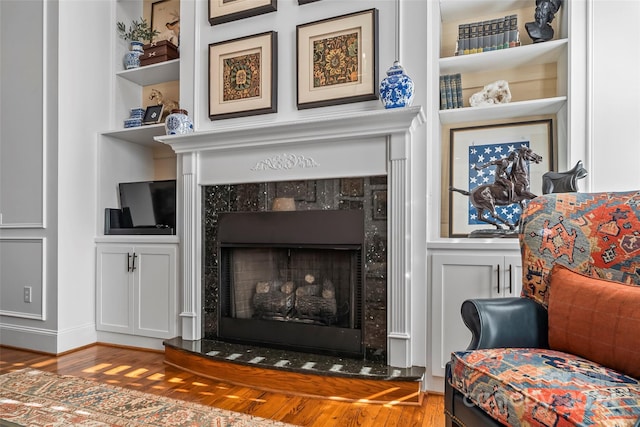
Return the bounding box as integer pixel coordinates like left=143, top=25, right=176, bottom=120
left=155, top=106, right=426, bottom=370
left=202, top=177, right=388, bottom=360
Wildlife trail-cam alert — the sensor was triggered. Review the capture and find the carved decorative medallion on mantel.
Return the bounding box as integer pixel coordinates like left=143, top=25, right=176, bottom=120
left=252, top=153, right=319, bottom=171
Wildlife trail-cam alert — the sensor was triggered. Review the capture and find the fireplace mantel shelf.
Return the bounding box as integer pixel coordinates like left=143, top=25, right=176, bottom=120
left=154, top=106, right=425, bottom=153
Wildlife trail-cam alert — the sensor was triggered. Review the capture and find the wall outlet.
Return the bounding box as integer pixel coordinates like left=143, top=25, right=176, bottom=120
left=23, top=286, right=32, bottom=303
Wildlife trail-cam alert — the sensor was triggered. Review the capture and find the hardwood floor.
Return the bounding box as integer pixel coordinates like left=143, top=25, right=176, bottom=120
left=0, top=344, right=445, bottom=426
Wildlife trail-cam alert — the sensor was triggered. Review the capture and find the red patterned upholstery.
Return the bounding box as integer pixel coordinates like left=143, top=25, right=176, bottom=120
left=520, top=191, right=640, bottom=307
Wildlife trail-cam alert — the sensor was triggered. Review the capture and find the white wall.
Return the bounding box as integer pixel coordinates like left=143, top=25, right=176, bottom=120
left=0, top=0, right=111, bottom=353
left=589, top=0, right=640, bottom=191
left=56, top=0, right=112, bottom=352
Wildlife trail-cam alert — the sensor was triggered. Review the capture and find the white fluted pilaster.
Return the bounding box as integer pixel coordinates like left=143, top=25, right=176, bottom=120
left=180, top=153, right=200, bottom=340
left=387, top=131, right=412, bottom=367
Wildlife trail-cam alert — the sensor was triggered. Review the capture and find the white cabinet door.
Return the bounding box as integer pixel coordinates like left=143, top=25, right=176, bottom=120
left=133, top=245, right=177, bottom=339
left=96, top=243, right=177, bottom=339
left=431, top=252, right=522, bottom=377
left=96, top=245, right=134, bottom=334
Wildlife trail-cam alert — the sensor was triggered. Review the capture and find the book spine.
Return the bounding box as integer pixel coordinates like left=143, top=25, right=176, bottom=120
left=444, top=75, right=454, bottom=109
left=450, top=74, right=459, bottom=108
left=483, top=20, right=492, bottom=52
left=469, top=22, right=479, bottom=54
left=490, top=19, right=499, bottom=51
left=477, top=21, right=485, bottom=53
left=454, top=73, right=463, bottom=108
left=456, top=24, right=464, bottom=56
left=508, top=14, right=519, bottom=48
left=463, top=24, right=471, bottom=55
left=440, top=75, right=448, bottom=110
left=500, top=16, right=508, bottom=49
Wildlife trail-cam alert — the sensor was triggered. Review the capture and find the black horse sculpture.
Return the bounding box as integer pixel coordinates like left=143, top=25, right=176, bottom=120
left=450, top=146, right=543, bottom=232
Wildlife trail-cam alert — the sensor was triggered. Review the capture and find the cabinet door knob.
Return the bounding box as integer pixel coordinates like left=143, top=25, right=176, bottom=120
left=127, top=253, right=133, bottom=272
left=496, top=264, right=501, bottom=294
left=132, top=253, right=138, bottom=272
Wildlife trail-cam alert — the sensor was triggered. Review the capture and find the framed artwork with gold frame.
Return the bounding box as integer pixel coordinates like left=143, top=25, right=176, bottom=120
left=209, top=0, right=276, bottom=26
left=296, top=9, right=378, bottom=110
left=208, top=31, right=277, bottom=120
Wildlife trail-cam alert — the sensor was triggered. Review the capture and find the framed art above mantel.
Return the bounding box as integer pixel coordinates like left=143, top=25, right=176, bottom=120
left=208, top=31, right=277, bottom=120
left=209, top=0, right=277, bottom=25
left=296, top=9, right=378, bottom=110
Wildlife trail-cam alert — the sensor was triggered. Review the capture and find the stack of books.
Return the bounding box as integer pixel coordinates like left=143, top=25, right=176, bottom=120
left=455, top=15, right=520, bottom=56
left=440, top=74, right=463, bottom=110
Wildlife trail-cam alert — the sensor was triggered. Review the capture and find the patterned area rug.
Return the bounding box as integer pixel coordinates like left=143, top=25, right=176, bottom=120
left=0, top=368, right=296, bottom=426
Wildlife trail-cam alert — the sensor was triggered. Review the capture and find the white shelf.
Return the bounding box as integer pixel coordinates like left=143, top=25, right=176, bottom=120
left=439, top=96, right=566, bottom=125
left=439, top=0, right=530, bottom=23
left=440, top=39, right=567, bottom=74
left=116, top=59, right=179, bottom=86
left=101, top=124, right=166, bottom=146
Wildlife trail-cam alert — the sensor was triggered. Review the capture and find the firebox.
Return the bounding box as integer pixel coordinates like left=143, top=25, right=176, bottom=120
left=217, top=210, right=364, bottom=357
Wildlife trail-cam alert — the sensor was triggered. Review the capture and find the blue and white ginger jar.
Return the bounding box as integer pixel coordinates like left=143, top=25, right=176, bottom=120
left=123, top=41, right=144, bottom=70
left=380, top=61, right=414, bottom=109
left=165, top=109, right=194, bottom=135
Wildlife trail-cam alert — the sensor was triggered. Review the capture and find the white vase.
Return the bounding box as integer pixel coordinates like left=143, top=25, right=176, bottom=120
left=165, top=109, right=194, bottom=135
left=123, top=41, right=144, bottom=70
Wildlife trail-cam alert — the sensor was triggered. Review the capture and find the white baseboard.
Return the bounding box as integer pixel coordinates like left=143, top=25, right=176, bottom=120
left=0, top=322, right=96, bottom=354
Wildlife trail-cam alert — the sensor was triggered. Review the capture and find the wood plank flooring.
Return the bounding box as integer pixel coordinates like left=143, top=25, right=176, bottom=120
left=0, top=344, right=445, bottom=426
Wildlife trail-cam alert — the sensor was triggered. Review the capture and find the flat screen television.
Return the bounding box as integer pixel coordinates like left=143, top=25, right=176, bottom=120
left=116, top=179, right=176, bottom=234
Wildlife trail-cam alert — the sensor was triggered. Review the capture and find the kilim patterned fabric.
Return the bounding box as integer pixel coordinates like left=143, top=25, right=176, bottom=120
left=520, top=191, right=640, bottom=307
left=448, top=191, right=640, bottom=426
left=450, top=348, right=640, bottom=426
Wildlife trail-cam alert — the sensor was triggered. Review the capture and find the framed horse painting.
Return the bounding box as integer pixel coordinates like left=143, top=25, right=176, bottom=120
left=447, top=119, right=555, bottom=237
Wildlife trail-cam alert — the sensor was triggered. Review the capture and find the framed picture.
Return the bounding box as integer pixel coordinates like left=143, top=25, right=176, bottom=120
left=143, top=105, right=164, bottom=124
left=296, top=9, right=378, bottom=110
left=151, top=0, right=180, bottom=47
left=209, top=0, right=276, bottom=26
left=448, top=119, right=554, bottom=237
left=208, top=31, right=277, bottom=120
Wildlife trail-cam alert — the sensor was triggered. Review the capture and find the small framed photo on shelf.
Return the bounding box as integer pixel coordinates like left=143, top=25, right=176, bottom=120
left=209, top=0, right=276, bottom=26
left=296, top=9, right=378, bottom=110
left=448, top=119, right=554, bottom=237
left=209, top=31, right=277, bottom=120
left=143, top=105, right=164, bottom=124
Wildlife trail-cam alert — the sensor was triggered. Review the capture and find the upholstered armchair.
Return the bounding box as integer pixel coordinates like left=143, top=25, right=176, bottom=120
left=445, top=191, right=640, bottom=427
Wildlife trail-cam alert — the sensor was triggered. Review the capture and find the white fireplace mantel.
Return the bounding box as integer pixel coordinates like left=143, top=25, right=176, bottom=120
left=155, top=106, right=426, bottom=368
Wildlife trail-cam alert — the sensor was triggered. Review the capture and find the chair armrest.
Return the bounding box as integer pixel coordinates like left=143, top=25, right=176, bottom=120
left=461, top=297, right=549, bottom=350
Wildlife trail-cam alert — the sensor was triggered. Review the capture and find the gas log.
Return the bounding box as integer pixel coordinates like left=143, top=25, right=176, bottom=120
left=295, top=278, right=337, bottom=319
left=252, top=276, right=338, bottom=321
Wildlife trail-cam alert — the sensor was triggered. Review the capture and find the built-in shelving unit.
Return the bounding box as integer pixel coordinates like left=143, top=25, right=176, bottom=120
left=428, top=0, right=569, bottom=241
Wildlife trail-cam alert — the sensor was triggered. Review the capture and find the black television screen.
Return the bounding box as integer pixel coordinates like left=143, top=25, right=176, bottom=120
left=118, top=180, right=176, bottom=230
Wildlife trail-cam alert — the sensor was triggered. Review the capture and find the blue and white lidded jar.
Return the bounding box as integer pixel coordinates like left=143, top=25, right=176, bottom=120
left=165, top=109, right=194, bottom=135
left=123, top=41, right=144, bottom=70
left=379, top=61, right=415, bottom=109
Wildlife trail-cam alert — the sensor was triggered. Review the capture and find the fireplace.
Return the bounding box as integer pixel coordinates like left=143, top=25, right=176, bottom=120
left=217, top=210, right=364, bottom=356
left=155, top=106, right=426, bottom=369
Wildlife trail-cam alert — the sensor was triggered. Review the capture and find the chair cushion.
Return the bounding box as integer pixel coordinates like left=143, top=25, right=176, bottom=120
left=519, top=191, right=640, bottom=308
left=548, top=264, right=640, bottom=379
left=449, top=348, right=640, bottom=426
